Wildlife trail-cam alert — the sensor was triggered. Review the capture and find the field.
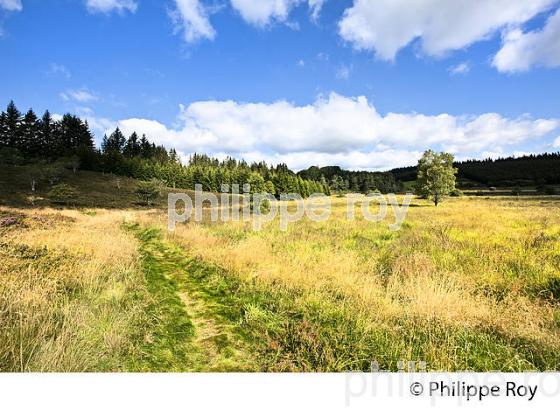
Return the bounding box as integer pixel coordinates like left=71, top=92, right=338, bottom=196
left=1, top=170, right=559, bottom=371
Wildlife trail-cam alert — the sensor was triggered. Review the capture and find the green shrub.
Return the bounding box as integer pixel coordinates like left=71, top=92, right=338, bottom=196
left=136, top=179, right=164, bottom=206
left=45, top=164, right=64, bottom=185
left=48, top=183, right=78, bottom=206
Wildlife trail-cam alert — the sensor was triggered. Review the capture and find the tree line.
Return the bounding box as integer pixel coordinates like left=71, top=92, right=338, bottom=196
left=298, top=165, right=401, bottom=194
left=0, top=101, right=329, bottom=197
left=391, top=152, right=560, bottom=187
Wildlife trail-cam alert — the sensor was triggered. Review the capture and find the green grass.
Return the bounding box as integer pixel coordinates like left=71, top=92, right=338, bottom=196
left=125, top=224, right=257, bottom=371
left=126, top=226, right=197, bottom=371
left=126, top=224, right=559, bottom=371
left=2, top=167, right=559, bottom=372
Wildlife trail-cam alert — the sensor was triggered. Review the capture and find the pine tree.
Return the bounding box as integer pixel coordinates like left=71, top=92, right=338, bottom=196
left=39, top=110, right=54, bottom=157
left=78, top=120, right=95, bottom=150
left=4, top=101, right=22, bottom=148
left=20, top=109, right=39, bottom=156
left=102, top=127, right=126, bottom=154
left=0, top=111, right=7, bottom=147
left=101, top=135, right=109, bottom=153
left=123, top=132, right=141, bottom=158
left=169, top=148, right=179, bottom=164
left=140, top=134, right=151, bottom=158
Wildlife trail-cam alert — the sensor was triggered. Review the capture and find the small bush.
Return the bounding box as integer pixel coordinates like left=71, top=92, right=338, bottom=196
left=48, top=183, right=78, bottom=206
left=136, top=179, right=164, bottom=206
left=45, top=164, right=64, bottom=185
left=450, top=189, right=463, bottom=197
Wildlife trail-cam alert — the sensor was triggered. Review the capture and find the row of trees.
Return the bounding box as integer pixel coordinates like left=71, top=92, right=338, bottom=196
left=0, top=101, right=330, bottom=197
left=391, top=152, right=560, bottom=186
left=298, top=165, right=401, bottom=194
left=0, top=101, right=95, bottom=164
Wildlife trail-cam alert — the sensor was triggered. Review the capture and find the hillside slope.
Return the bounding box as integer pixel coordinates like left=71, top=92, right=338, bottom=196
left=0, top=165, right=182, bottom=209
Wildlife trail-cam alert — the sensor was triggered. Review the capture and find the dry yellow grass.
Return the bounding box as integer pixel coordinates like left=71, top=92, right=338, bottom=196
left=1, top=194, right=558, bottom=371
left=147, top=195, right=560, bottom=369
left=0, top=207, right=146, bottom=371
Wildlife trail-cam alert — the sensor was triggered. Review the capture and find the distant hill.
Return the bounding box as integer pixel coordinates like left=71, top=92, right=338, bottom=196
left=390, top=152, right=560, bottom=187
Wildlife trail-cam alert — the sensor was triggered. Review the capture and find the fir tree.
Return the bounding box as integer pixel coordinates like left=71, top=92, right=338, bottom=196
left=20, top=109, right=39, bottom=156
left=0, top=111, right=7, bottom=147
left=4, top=101, right=22, bottom=148
left=102, top=127, right=126, bottom=154
left=39, top=110, right=54, bottom=157
left=123, top=132, right=141, bottom=158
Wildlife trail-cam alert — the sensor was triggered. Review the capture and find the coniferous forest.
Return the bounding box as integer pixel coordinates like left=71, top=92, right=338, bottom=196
left=2, top=100, right=559, bottom=196
left=390, top=153, right=560, bottom=187
left=0, top=101, right=332, bottom=197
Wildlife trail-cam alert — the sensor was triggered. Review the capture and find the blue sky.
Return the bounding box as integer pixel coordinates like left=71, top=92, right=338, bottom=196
left=1, top=0, right=560, bottom=170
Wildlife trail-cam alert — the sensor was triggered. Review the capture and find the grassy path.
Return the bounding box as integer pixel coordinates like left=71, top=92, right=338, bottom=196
left=125, top=224, right=559, bottom=372
left=127, top=225, right=254, bottom=371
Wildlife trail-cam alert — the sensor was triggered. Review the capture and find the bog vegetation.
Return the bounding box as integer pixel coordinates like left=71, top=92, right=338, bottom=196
left=0, top=100, right=559, bottom=372
left=1, top=172, right=559, bottom=371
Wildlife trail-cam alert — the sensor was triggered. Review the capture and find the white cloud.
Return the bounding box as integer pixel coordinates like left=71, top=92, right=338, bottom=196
left=335, top=64, right=351, bottom=80
left=71, top=107, right=116, bottom=139
left=338, top=0, right=558, bottom=60
left=199, top=149, right=422, bottom=172
left=230, top=0, right=325, bottom=26
left=493, top=9, right=560, bottom=72
left=47, top=63, right=71, bottom=79
left=98, top=93, right=558, bottom=171
left=60, top=88, right=99, bottom=103
left=553, top=136, right=560, bottom=148
left=449, top=62, right=470, bottom=75
left=0, top=0, right=22, bottom=12
left=308, top=0, right=325, bottom=21
left=86, top=0, right=137, bottom=14
left=171, top=0, right=216, bottom=43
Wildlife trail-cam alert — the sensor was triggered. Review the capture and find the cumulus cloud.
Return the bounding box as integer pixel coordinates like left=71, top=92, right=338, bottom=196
left=60, top=88, right=99, bottom=103
left=230, top=0, right=325, bottom=26
left=86, top=0, right=137, bottom=14
left=97, top=93, right=558, bottom=171
left=553, top=136, right=560, bottom=148
left=338, top=0, right=557, bottom=60
left=170, top=0, right=216, bottom=43
left=0, top=0, right=22, bottom=12
left=493, top=8, right=560, bottom=72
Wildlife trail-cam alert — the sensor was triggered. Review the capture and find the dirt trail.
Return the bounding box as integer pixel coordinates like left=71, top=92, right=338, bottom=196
left=130, top=225, right=253, bottom=371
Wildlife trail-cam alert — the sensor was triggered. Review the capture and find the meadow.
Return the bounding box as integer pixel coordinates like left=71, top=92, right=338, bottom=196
left=1, top=186, right=559, bottom=371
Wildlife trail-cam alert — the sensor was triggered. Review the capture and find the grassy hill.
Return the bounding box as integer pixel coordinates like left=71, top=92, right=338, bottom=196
left=0, top=165, right=183, bottom=209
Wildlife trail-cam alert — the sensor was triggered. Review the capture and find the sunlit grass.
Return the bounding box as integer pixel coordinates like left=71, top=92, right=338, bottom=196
left=1, top=194, right=559, bottom=371
left=151, top=195, right=560, bottom=370
left=0, top=207, right=148, bottom=371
